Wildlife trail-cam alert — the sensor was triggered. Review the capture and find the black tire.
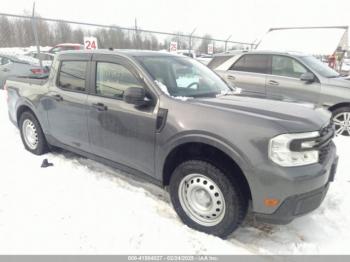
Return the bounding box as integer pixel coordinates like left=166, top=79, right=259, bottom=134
left=331, top=106, right=350, bottom=136
left=169, top=160, right=248, bottom=238
left=19, top=111, right=49, bottom=155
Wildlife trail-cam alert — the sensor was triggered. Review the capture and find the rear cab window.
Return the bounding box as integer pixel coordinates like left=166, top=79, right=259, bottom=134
left=57, top=61, right=87, bottom=92
left=230, top=54, right=270, bottom=74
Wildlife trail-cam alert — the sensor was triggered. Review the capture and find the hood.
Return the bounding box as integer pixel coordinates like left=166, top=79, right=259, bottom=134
left=191, top=95, right=331, bottom=133
left=326, top=76, right=350, bottom=88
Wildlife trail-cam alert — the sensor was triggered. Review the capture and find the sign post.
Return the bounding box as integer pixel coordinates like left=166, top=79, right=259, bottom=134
left=84, top=37, right=98, bottom=50
left=207, top=43, right=214, bottom=55
left=169, top=41, right=178, bottom=53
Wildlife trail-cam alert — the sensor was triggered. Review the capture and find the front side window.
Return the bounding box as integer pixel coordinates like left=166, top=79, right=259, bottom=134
left=300, top=55, right=339, bottom=78
left=272, top=56, right=307, bottom=78
left=230, top=54, right=269, bottom=74
left=136, top=55, right=231, bottom=98
left=96, top=62, right=143, bottom=98
left=58, top=61, right=87, bottom=92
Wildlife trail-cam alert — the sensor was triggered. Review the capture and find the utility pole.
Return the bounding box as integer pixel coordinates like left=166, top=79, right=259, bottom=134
left=188, top=27, right=197, bottom=55
left=31, top=2, right=43, bottom=69
left=225, top=35, right=232, bottom=52
left=134, top=18, right=140, bottom=49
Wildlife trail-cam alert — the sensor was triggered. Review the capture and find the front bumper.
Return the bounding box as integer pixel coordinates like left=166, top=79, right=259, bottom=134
left=254, top=156, right=338, bottom=225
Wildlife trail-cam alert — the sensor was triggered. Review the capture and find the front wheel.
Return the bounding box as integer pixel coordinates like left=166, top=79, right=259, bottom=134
left=332, top=107, right=350, bottom=136
left=169, top=160, right=247, bottom=238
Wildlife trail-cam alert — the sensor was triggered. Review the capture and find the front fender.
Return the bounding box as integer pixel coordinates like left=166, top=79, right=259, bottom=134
left=155, top=131, right=254, bottom=185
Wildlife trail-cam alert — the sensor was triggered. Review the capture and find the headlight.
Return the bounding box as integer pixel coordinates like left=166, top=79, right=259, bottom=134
left=269, top=132, right=320, bottom=167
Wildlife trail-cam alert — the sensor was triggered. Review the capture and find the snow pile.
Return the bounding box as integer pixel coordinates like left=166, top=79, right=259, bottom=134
left=0, top=90, right=249, bottom=255
left=0, top=90, right=349, bottom=254
left=0, top=46, right=52, bottom=56
left=0, top=46, right=53, bottom=66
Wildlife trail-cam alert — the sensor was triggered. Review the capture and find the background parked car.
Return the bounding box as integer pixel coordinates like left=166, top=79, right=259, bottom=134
left=209, top=51, right=350, bottom=136
left=341, top=58, right=350, bottom=75
left=0, top=54, right=48, bottom=89
left=196, top=54, right=213, bottom=65
left=25, top=51, right=55, bottom=67
left=176, top=49, right=197, bottom=58
left=48, top=43, right=84, bottom=54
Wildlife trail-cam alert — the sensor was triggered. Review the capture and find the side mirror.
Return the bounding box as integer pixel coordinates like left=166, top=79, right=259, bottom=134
left=300, top=72, right=315, bottom=82
left=123, top=86, right=147, bottom=106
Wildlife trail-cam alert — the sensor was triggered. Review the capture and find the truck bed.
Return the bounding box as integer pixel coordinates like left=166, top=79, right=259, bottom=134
left=7, top=76, right=48, bottom=86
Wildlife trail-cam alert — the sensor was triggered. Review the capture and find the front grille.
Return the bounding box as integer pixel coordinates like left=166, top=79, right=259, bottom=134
left=317, top=122, right=335, bottom=163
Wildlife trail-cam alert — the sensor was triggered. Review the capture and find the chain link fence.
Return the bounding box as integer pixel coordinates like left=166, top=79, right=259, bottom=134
left=0, top=12, right=253, bottom=66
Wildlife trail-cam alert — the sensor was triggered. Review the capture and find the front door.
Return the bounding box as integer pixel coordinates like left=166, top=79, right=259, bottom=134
left=87, top=54, right=158, bottom=175
left=266, top=55, right=321, bottom=104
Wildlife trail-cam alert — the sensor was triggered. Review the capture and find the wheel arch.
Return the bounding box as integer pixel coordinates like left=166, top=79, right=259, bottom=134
left=161, top=139, right=252, bottom=201
left=16, top=104, right=37, bottom=127
left=328, top=102, right=350, bottom=112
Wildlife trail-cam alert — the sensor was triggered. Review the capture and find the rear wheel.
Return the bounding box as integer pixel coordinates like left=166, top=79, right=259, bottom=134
left=169, top=160, right=247, bottom=238
left=19, top=111, right=48, bottom=155
left=332, top=107, right=350, bottom=136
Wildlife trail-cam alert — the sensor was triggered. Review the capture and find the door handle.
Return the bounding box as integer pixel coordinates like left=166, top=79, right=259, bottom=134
left=52, top=94, right=63, bottom=102
left=227, top=75, right=236, bottom=81
left=1, top=68, right=10, bottom=72
left=268, top=80, right=279, bottom=86
left=92, top=102, right=108, bottom=111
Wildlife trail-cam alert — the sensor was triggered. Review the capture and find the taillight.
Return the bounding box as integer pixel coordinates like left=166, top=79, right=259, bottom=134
left=30, top=68, right=48, bottom=75
left=4, top=82, right=8, bottom=103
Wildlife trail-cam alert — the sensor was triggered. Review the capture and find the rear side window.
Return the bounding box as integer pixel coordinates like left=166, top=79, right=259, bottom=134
left=207, top=55, right=234, bottom=69
left=95, top=62, right=143, bottom=98
left=58, top=61, right=87, bottom=92
left=230, top=54, right=269, bottom=74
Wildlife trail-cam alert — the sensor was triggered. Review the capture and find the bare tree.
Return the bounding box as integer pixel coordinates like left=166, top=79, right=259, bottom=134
left=55, top=22, right=72, bottom=43
left=71, top=27, right=84, bottom=44
left=0, top=16, right=14, bottom=47
left=198, top=34, right=212, bottom=54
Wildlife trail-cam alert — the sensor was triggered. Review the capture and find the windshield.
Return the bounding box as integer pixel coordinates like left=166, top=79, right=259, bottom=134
left=135, top=55, right=232, bottom=98
left=300, top=55, right=339, bottom=78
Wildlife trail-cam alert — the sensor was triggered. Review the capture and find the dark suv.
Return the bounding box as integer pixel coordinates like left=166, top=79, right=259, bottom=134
left=209, top=51, right=350, bottom=136
left=6, top=50, right=338, bottom=238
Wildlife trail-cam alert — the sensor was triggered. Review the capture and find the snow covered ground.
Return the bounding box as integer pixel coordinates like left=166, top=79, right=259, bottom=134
left=0, top=90, right=349, bottom=255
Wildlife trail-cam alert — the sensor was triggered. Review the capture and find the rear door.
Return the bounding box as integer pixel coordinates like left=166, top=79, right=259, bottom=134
left=225, top=54, right=270, bottom=98
left=46, top=54, right=91, bottom=151
left=266, top=55, right=321, bottom=104
left=87, top=54, right=158, bottom=175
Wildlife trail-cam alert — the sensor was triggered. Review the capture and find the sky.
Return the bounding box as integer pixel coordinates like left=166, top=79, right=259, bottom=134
left=1, top=0, right=350, bottom=44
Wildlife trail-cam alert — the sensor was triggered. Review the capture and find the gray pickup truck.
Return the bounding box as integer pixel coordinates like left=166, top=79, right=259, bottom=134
left=209, top=51, right=350, bottom=136
left=5, top=50, right=338, bottom=238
